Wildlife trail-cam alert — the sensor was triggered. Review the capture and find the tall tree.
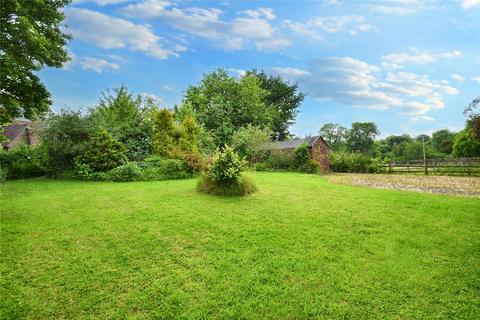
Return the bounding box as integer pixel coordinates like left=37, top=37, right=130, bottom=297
left=346, top=122, right=379, bottom=155
left=152, top=109, right=176, bottom=157
left=0, top=0, right=71, bottom=125
left=183, top=69, right=302, bottom=146
left=89, top=86, right=157, bottom=160
left=246, top=70, right=305, bottom=140
left=318, top=123, right=347, bottom=151
left=431, top=129, right=455, bottom=154
left=463, top=97, right=480, bottom=139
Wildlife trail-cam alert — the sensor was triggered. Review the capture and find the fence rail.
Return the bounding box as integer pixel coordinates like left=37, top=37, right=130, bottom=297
left=384, top=157, right=480, bottom=176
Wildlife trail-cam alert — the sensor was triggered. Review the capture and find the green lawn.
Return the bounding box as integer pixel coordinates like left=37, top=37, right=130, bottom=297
left=1, top=172, right=479, bottom=319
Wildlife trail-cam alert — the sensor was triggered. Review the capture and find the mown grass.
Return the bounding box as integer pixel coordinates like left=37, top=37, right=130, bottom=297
left=1, top=172, right=479, bottom=319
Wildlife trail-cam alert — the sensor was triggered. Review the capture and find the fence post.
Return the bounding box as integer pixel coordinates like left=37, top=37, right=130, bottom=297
left=468, top=158, right=471, bottom=176
left=389, top=162, right=392, bottom=173
left=424, top=158, right=428, bottom=175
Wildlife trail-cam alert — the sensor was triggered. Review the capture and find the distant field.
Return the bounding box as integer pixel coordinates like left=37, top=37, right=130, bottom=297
left=1, top=173, right=479, bottom=319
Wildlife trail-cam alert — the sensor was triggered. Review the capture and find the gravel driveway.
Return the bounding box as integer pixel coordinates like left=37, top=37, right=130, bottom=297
left=325, top=173, right=480, bottom=197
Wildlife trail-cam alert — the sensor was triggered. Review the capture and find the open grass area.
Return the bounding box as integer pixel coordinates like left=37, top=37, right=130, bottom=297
left=1, top=172, right=479, bottom=319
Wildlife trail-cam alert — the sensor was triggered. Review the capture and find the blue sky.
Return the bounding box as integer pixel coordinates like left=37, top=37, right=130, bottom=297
left=40, top=0, right=480, bottom=138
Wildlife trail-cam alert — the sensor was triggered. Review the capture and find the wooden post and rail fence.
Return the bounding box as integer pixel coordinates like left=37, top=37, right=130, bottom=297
left=384, top=157, right=480, bottom=176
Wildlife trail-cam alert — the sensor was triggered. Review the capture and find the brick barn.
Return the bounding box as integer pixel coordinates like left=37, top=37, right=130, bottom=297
left=266, top=136, right=330, bottom=172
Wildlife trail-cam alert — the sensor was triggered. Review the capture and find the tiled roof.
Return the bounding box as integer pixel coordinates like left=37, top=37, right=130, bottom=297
left=1, top=120, right=32, bottom=148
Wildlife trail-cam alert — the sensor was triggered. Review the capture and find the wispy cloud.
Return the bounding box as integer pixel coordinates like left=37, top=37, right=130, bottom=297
left=461, top=0, right=480, bottom=9
left=80, top=57, right=120, bottom=73
left=381, top=49, right=461, bottom=69
left=370, top=0, right=438, bottom=16
left=271, top=56, right=458, bottom=121
left=64, top=53, right=121, bottom=73
left=120, top=1, right=289, bottom=51
left=450, top=74, right=465, bottom=82
left=282, top=15, right=371, bottom=42
left=72, top=0, right=131, bottom=6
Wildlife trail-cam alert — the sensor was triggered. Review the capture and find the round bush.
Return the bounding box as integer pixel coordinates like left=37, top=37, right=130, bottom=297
left=109, top=163, right=143, bottom=182
left=197, top=174, right=257, bottom=196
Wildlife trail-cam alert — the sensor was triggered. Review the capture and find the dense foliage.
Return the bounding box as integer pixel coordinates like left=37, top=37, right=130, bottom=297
left=0, top=145, right=47, bottom=179
left=74, top=129, right=127, bottom=173
left=452, top=128, right=480, bottom=157
left=0, top=0, right=71, bottom=125
left=245, top=70, right=305, bottom=140
left=232, top=125, right=271, bottom=164
left=463, top=97, right=480, bottom=139
left=206, top=145, right=245, bottom=183
left=346, top=122, right=379, bottom=155
left=183, top=69, right=304, bottom=145
left=329, top=151, right=383, bottom=173
left=152, top=109, right=176, bottom=157
left=41, top=109, right=95, bottom=175
left=255, top=144, right=320, bottom=173
left=198, top=145, right=256, bottom=196
left=90, top=86, right=156, bottom=160
left=319, top=123, right=347, bottom=151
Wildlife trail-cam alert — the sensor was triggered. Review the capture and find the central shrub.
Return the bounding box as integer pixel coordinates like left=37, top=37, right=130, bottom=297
left=198, top=145, right=257, bottom=196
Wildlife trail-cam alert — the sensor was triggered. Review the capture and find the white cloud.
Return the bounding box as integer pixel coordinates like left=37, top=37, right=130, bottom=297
left=461, top=0, right=480, bottom=9
left=66, top=8, right=181, bottom=59
left=370, top=0, right=438, bottom=16
left=63, top=53, right=121, bottom=73
left=241, top=8, right=276, bottom=20
left=371, top=5, right=418, bottom=16
left=72, top=0, right=131, bottom=6
left=472, top=77, right=480, bottom=84
left=120, top=1, right=289, bottom=51
left=450, top=74, right=465, bottom=82
left=410, top=115, right=435, bottom=123
left=282, top=15, right=371, bottom=41
left=382, top=49, right=462, bottom=67
left=80, top=57, right=120, bottom=73
left=270, top=56, right=458, bottom=121
left=271, top=67, right=310, bottom=78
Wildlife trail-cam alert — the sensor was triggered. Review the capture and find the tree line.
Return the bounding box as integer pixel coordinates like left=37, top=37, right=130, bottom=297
left=319, top=116, right=480, bottom=161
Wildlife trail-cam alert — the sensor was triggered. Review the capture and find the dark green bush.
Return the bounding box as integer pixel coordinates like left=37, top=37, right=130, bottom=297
left=0, top=145, right=47, bottom=179
left=197, top=174, right=257, bottom=196
left=109, top=163, right=143, bottom=182
left=329, top=151, right=382, bottom=173
left=75, top=129, right=127, bottom=172
left=0, top=164, right=6, bottom=183
left=257, top=145, right=319, bottom=173
left=294, top=144, right=320, bottom=173
left=143, top=159, right=191, bottom=180
left=73, top=163, right=110, bottom=181
left=263, top=150, right=294, bottom=170
left=41, top=109, right=95, bottom=176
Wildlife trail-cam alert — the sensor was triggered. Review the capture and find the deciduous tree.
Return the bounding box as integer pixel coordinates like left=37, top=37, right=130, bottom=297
left=0, top=0, right=71, bottom=125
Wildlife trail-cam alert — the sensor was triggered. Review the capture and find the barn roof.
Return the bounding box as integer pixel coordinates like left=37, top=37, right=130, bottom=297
left=260, top=135, right=327, bottom=150
left=2, top=122, right=29, bottom=141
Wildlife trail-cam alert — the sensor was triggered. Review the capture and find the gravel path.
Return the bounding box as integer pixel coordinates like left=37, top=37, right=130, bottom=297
left=325, top=173, right=480, bottom=197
